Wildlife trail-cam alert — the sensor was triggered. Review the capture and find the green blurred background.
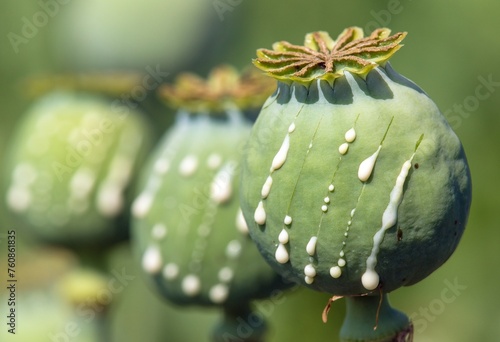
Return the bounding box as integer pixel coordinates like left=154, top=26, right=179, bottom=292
left=0, top=0, right=499, bottom=341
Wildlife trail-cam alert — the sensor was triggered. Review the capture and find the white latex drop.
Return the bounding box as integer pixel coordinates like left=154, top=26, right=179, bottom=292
left=304, top=276, right=314, bottom=285
left=275, top=244, right=289, bottom=264
left=361, top=156, right=414, bottom=290
left=358, top=145, right=382, bottom=182
left=142, top=245, right=163, bottom=274
left=261, top=176, right=273, bottom=199
left=210, top=164, right=234, bottom=204
left=306, top=236, right=318, bottom=256
left=209, top=284, right=229, bottom=304
left=338, top=143, right=349, bottom=155
left=179, top=155, right=198, bottom=177
left=345, top=128, right=356, bottom=143
left=304, top=264, right=316, bottom=278
left=181, top=275, right=201, bottom=296
left=163, top=263, right=179, bottom=280
left=207, top=153, right=222, bottom=170
left=330, top=266, right=342, bottom=278
left=131, top=193, right=154, bottom=218
left=271, top=134, right=290, bottom=171
left=278, top=229, right=289, bottom=244
left=254, top=201, right=266, bottom=225
left=236, top=208, right=249, bottom=234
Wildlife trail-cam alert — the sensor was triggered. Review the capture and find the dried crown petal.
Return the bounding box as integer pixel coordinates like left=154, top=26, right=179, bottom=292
left=158, top=65, right=275, bottom=113
left=253, top=27, right=407, bottom=83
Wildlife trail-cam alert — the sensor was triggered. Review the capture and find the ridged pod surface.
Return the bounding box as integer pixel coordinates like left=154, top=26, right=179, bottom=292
left=4, top=91, right=152, bottom=246
left=241, top=66, right=471, bottom=294
left=132, top=67, right=287, bottom=311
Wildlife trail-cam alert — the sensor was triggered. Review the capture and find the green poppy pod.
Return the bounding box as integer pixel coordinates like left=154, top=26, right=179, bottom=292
left=4, top=86, right=153, bottom=247
left=240, top=28, right=472, bottom=341
left=131, top=66, right=288, bottom=341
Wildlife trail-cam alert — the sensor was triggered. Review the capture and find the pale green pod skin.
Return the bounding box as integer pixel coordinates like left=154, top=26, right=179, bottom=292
left=132, top=112, right=287, bottom=308
left=240, top=63, right=472, bottom=296
left=3, top=91, right=153, bottom=247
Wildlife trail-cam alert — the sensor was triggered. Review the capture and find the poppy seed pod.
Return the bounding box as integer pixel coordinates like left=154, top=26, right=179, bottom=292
left=240, top=27, right=471, bottom=341
left=131, top=66, right=288, bottom=341
left=4, top=89, right=152, bottom=247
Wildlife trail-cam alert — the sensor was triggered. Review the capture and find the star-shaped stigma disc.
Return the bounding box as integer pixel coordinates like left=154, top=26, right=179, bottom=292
left=253, top=27, right=407, bottom=83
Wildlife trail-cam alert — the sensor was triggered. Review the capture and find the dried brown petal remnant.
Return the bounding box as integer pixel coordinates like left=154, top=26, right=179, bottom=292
left=159, top=65, right=275, bottom=113
left=254, top=27, right=406, bottom=83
